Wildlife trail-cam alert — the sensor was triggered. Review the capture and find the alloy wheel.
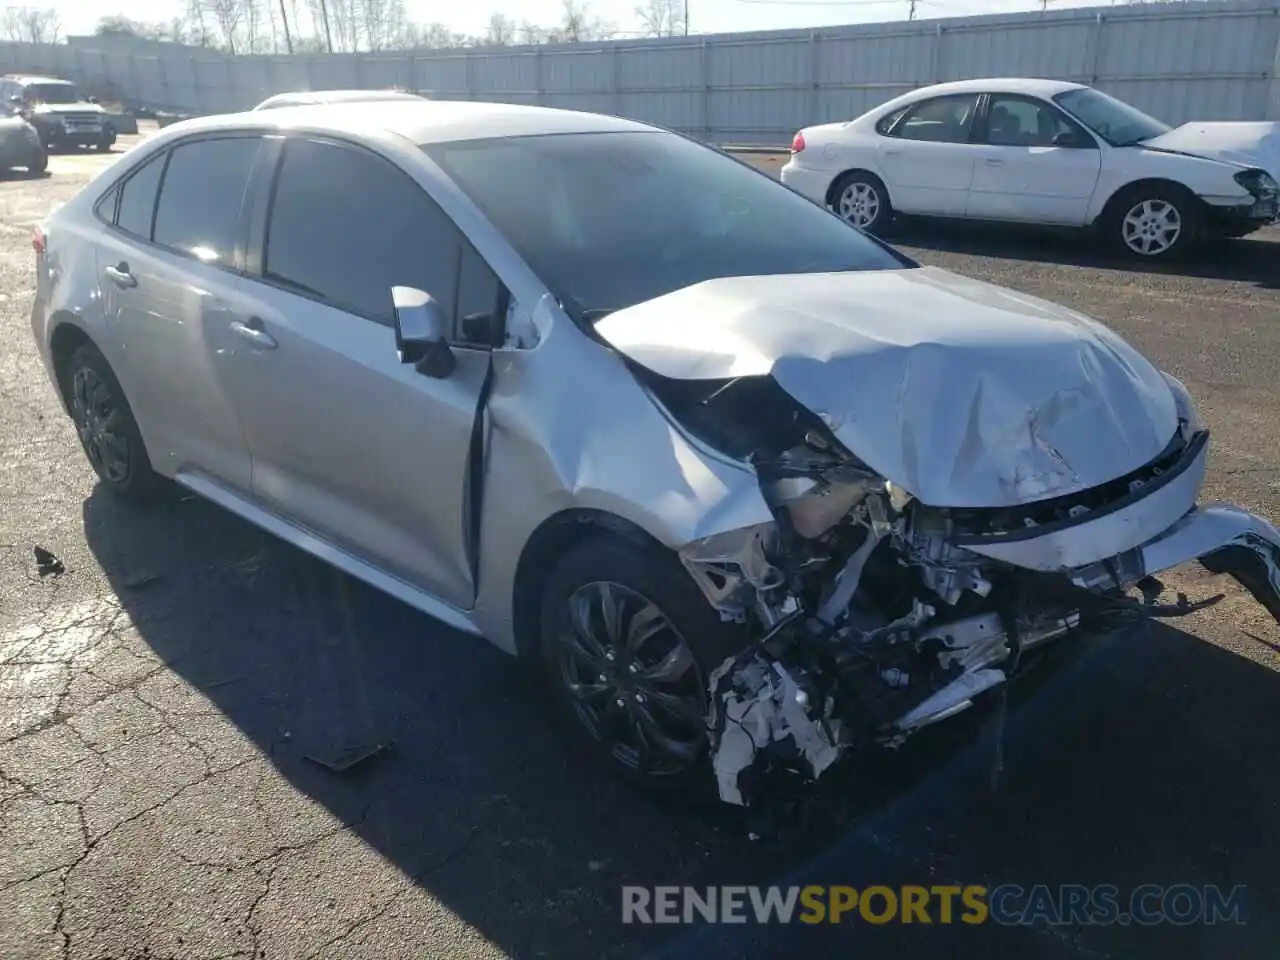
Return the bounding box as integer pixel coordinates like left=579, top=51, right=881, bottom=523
left=837, top=181, right=881, bottom=229
left=1122, top=198, right=1182, bottom=256
left=554, top=581, right=708, bottom=775
left=70, top=366, right=130, bottom=483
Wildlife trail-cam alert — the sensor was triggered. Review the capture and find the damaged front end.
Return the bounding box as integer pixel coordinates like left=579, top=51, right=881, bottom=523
left=663, top=376, right=1280, bottom=818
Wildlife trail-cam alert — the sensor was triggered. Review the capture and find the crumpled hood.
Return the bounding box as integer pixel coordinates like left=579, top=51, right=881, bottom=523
left=1143, top=121, right=1280, bottom=182
left=595, top=266, right=1179, bottom=509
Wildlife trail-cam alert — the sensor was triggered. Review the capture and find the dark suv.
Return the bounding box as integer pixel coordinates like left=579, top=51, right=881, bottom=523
left=1, top=75, right=115, bottom=152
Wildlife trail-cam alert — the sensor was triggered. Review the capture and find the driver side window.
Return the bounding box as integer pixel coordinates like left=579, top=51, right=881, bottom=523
left=986, top=96, right=1081, bottom=147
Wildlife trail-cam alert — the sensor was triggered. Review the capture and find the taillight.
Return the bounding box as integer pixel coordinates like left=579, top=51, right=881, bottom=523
left=790, top=130, right=806, bottom=154
left=31, top=226, right=45, bottom=256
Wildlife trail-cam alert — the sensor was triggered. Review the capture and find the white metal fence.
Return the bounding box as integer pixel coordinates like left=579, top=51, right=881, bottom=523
left=3, top=0, right=1279, bottom=144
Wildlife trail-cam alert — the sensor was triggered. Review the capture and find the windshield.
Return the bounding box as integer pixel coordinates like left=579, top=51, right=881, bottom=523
left=423, top=131, right=909, bottom=321
left=26, top=83, right=84, bottom=104
left=1053, top=88, right=1170, bottom=147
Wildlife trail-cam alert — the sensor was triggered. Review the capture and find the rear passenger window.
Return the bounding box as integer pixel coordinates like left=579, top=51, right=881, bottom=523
left=263, top=138, right=474, bottom=329
left=153, top=137, right=261, bottom=265
left=115, top=151, right=166, bottom=239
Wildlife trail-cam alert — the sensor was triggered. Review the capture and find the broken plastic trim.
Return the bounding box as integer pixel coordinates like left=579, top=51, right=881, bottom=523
left=678, top=521, right=784, bottom=622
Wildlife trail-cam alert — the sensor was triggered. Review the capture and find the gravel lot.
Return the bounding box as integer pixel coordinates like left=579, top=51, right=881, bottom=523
left=1, top=133, right=1278, bottom=960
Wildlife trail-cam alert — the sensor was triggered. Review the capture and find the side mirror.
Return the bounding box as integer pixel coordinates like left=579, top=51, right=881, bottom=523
left=392, top=285, right=455, bottom=379
left=1052, top=130, right=1090, bottom=149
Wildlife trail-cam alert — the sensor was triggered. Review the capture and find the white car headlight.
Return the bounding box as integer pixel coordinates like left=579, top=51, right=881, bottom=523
left=1161, top=371, right=1203, bottom=437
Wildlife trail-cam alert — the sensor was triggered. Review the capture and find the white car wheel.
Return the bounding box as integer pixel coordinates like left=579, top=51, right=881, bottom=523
left=1121, top=198, right=1183, bottom=257
left=832, top=174, right=889, bottom=232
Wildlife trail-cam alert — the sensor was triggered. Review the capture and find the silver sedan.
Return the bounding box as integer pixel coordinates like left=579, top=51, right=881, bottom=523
left=30, top=100, right=1280, bottom=812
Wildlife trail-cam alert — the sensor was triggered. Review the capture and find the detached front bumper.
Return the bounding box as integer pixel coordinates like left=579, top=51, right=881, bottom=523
left=1140, top=503, right=1280, bottom=621
left=1203, top=197, right=1279, bottom=233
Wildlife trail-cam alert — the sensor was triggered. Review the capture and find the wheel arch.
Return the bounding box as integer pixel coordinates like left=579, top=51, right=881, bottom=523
left=511, top=507, right=672, bottom=661
left=1093, top=177, right=1203, bottom=228
left=825, top=167, right=892, bottom=209
left=48, top=316, right=95, bottom=412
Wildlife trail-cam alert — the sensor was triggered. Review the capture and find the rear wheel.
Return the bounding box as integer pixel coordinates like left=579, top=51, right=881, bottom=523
left=830, top=170, right=892, bottom=234
left=62, top=342, right=163, bottom=501
left=537, top=535, right=745, bottom=791
left=1105, top=184, right=1199, bottom=259
left=26, top=152, right=46, bottom=175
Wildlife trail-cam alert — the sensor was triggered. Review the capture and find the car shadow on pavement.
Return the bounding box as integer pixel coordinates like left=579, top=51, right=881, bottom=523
left=889, top=219, right=1280, bottom=291
left=82, top=486, right=1280, bottom=959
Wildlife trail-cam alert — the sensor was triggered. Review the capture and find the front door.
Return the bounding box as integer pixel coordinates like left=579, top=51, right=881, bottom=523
left=966, top=94, right=1102, bottom=226
left=224, top=135, right=505, bottom=610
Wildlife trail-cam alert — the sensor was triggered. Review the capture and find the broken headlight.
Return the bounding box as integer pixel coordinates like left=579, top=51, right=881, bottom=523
left=1160, top=371, right=1202, bottom=439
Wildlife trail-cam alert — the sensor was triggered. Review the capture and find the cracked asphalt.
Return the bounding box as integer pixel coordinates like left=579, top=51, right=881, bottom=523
left=1, top=133, right=1279, bottom=960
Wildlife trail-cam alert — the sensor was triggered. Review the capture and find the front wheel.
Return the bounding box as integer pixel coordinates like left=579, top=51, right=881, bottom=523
left=830, top=171, right=892, bottom=234
left=26, top=152, right=47, bottom=175
left=1106, top=186, right=1199, bottom=259
left=537, top=535, right=745, bottom=791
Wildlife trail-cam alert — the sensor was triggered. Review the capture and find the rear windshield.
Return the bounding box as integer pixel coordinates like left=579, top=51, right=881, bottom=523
left=423, top=130, right=909, bottom=321
left=26, top=83, right=84, bottom=104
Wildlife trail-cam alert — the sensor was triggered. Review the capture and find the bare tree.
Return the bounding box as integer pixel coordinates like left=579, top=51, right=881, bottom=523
left=203, top=0, right=245, bottom=53
left=559, top=0, right=611, bottom=42
left=518, top=20, right=544, bottom=45
left=360, top=0, right=407, bottom=51
left=484, top=12, right=515, bottom=46
left=635, top=0, right=684, bottom=37
left=4, top=6, right=60, bottom=43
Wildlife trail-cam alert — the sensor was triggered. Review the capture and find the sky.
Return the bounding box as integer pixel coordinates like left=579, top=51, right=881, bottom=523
left=54, top=0, right=1118, bottom=42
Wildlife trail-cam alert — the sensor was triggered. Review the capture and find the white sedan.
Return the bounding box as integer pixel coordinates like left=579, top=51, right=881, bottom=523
left=781, top=78, right=1279, bottom=259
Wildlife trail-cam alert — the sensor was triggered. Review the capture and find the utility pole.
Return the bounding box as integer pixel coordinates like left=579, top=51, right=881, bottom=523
left=684, top=0, right=689, bottom=36
left=908, top=0, right=917, bottom=19
left=278, top=0, right=293, bottom=53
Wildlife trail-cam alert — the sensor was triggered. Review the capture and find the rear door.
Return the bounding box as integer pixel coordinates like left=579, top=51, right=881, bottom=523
left=875, top=93, right=982, bottom=216
left=966, top=93, right=1102, bottom=225
left=94, top=135, right=269, bottom=491
left=223, top=135, right=505, bottom=610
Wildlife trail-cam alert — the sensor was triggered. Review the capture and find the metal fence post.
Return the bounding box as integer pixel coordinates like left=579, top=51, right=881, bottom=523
left=535, top=47, right=544, bottom=106
left=612, top=43, right=621, bottom=116
left=1267, top=5, right=1280, bottom=119
left=701, top=37, right=711, bottom=141
left=156, top=56, right=169, bottom=111
left=1086, top=10, right=1105, bottom=85
left=808, top=30, right=820, bottom=123
left=465, top=49, right=475, bottom=101
left=930, top=23, right=944, bottom=84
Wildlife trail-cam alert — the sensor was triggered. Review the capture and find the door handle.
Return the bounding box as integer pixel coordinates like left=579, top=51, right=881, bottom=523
left=229, top=317, right=277, bottom=350
left=882, top=148, right=902, bottom=157
left=984, top=157, right=1005, bottom=166
left=103, top=262, right=136, bottom=288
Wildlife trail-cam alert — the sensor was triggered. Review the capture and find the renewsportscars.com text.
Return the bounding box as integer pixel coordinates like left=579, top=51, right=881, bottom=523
left=622, top=884, right=1247, bottom=927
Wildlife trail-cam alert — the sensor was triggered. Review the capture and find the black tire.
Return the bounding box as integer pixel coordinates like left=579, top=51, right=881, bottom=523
left=61, top=342, right=164, bottom=501
left=1103, top=183, right=1200, bottom=260
left=26, top=153, right=46, bottom=175
left=829, top=170, right=892, bottom=234
left=94, top=138, right=112, bottom=153
left=537, top=534, right=747, bottom=792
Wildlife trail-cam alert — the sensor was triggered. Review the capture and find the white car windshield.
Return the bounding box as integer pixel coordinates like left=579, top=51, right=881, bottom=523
left=27, top=83, right=84, bottom=104
left=1053, top=88, right=1170, bottom=147
left=424, top=131, right=909, bottom=321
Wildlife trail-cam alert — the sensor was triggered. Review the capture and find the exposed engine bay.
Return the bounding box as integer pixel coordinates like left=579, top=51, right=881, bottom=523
left=645, top=371, right=1276, bottom=819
